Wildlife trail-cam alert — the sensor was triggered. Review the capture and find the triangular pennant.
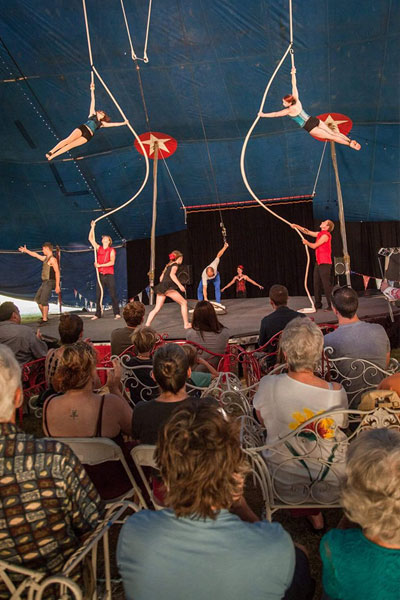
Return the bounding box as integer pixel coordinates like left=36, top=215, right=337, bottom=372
left=362, top=275, right=370, bottom=290
left=375, top=278, right=382, bottom=289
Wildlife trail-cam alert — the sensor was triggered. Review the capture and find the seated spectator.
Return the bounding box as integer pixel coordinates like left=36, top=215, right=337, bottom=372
left=324, top=286, right=390, bottom=370
left=124, top=326, right=158, bottom=404
left=111, top=301, right=145, bottom=356
left=0, top=344, right=101, bottom=594
left=182, top=343, right=218, bottom=388
left=320, top=428, right=400, bottom=600
left=43, top=341, right=133, bottom=500
left=258, top=284, right=305, bottom=368
left=45, top=313, right=84, bottom=385
left=0, top=301, right=47, bottom=364
left=186, top=300, right=230, bottom=371
left=254, top=317, right=348, bottom=530
left=378, top=372, right=400, bottom=396
left=118, top=402, right=315, bottom=600
left=132, top=343, right=215, bottom=445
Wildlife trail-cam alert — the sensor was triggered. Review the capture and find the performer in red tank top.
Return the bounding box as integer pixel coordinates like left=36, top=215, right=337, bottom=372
left=89, top=221, right=121, bottom=320
left=291, top=220, right=334, bottom=311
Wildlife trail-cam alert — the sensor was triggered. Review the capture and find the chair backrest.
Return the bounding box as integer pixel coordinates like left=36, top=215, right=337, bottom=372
left=130, top=444, right=164, bottom=510
left=49, top=437, right=146, bottom=507
left=118, top=360, right=159, bottom=405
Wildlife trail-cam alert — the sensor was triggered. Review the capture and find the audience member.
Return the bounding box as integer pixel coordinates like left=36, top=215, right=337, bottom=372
left=324, top=286, right=390, bottom=369
left=111, top=301, right=146, bottom=356
left=258, top=284, right=304, bottom=367
left=320, top=429, right=400, bottom=600
left=132, top=343, right=215, bottom=444
left=124, top=326, right=158, bottom=404
left=182, top=343, right=218, bottom=388
left=0, top=344, right=101, bottom=593
left=0, top=301, right=47, bottom=364
left=119, top=402, right=314, bottom=600
left=186, top=300, right=230, bottom=371
left=378, top=372, right=400, bottom=396
left=42, top=341, right=133, bottom=499
left=254, top=317, right=348, bottom=530
left=45, top=313, right=84, bottom=385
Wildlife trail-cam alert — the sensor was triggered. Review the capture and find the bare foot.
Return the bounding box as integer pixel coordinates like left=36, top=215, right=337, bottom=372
left=114, top=314, right=121, bottom=320
left=91, top=315, right=99, bottom=320
left=349, top=140, right=361, bottom=151
left=184, top=323, right=192, bottom=329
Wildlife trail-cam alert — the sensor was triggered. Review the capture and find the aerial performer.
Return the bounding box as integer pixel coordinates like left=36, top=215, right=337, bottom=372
left=46, top=82, right=127, bottom=160
left=197, top=243, right=229, bottom=304
left=88, top=221, right=121, bottom=320
left=258, top=68, right=361, bottom=151
left=18, top=242, right=61, bottom=324
left=146, top=251, right=191, bottom=329
left=221, top=265, right=264, bottom=298
left=291, top=220, right=334, bottom=311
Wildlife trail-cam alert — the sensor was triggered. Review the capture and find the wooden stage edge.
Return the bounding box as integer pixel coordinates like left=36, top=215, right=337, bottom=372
left=31, top=294, right=399, bottom=344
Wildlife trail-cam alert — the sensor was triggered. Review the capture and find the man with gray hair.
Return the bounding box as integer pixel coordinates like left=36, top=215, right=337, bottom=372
left=0, top=301, right=48, bottom=364
left=0, top=344, right=102, bottom=592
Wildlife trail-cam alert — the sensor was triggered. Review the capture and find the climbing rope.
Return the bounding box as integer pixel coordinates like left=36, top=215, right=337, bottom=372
left=83, top=0, right=150, bottom=313
left=120, top=0, right=153, bottom=63
left=240, top=0, right=315, bottom=312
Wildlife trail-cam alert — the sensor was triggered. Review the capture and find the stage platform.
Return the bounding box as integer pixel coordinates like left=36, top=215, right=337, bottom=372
left=30, top=294, right=399, bottom=345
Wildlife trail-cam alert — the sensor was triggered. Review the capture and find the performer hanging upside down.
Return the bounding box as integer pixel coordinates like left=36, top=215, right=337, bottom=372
left=258, top=68, right=361, bottom=151
left=197, top=242, right=229, bottom=304
left=46, top=83, right=127, bottom=161
left=146, top=251, right=191, bottom=329
left=221, top=265, right=264, bottom=298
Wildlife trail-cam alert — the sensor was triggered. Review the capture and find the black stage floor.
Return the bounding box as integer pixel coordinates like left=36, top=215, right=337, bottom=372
left=31, top=294, right=399, bottom=344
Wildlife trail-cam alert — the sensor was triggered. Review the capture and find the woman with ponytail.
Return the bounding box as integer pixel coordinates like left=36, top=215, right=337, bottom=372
left=146, top=250, right=191, bottom=329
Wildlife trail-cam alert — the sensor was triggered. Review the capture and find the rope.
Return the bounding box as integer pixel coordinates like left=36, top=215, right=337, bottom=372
left=82, top=0, right=150, bottom=314
left=160, top=154, right=187, bottom=224
left=120, top=0, right=153, bottom=63
left=312, top=141, right=327, bottom=196
left=240, top=0, right=315, bottom=312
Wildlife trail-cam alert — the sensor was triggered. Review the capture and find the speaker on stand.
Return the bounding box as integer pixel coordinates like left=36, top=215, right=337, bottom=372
left=334, top=256, right=346, bottom=285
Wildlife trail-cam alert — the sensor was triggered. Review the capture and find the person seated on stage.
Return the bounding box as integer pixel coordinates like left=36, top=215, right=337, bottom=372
left=254, top=317, right=348, bottom=531
left=186, top=301, right=231, bottom=371
left=182, top=343, right=219, bottom=389
left=258, top=284, right=305, bottom=369
left=45, top=313, right=84, bottom=385
left=119, top=401, right=315, bottom=600
left=111, top=300, right=146, bottom=356
left=221, top=265, right=264, bottom=298
left=381, top=279, right=400, bottom=301
left=324, top=287, right=390, bottom=401
left=132, top=343, right=216, bottom=445
left=0, top=344, right=101, bottom=594
left=43, top=341, right=134, bottom=500
left=124, top=326, right=159, bottom=405
left=0, top=301, right=47, bottom=365
left=197, top=242, right=229, bottom=304
left=320, top=428, right=400, bottom=600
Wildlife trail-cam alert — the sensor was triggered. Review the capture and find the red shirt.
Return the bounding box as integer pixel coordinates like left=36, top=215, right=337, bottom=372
left=315, top=231, right=332, bottom=265
left=97, top=246, right=115, bottom=275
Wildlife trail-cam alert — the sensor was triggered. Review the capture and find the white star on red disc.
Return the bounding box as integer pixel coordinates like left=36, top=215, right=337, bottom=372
left=134, top=132, right=178, bottom=159
left=311, top=112, right=353, bottom=141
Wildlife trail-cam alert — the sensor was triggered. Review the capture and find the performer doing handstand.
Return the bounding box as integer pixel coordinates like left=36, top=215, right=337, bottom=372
left=46, top=83, right=127, bottom=161
left=18, top=242, right=60, bottom=324
left=259, top=68, right=361, bottom=151
left=291, top=220, right=334, bottom=311
left=146, top=251, right=191, bottom=329
left=197, top=242, right=229, bottom=304
left=221, top=265, right=263, bottom=298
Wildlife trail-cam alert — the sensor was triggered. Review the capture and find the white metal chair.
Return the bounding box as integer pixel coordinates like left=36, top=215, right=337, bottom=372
left=50, top=437, right=147, bottom=508
left=130, top=444, right=164, bottom=510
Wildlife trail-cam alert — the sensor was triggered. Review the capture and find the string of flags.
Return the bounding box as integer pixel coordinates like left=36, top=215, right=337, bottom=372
left=73, top=288, right=95, bottom=310
left=350, top=271, right=394, bottom=291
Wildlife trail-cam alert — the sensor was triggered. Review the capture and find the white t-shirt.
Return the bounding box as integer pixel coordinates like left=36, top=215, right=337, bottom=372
left=253, top=373, right=348, bottom=501
left=201, top=257, right=220, bottom=285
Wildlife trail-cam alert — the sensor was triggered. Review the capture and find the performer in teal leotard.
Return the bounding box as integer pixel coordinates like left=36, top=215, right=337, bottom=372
left=258, top=68, right=361, bottom=151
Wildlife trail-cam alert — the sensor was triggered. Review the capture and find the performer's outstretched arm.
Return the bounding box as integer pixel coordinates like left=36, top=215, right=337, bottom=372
left=221, top=276, right=237, bottom=293
left=88, top=221, right=100, bottom=250
left=216, top=242, right=229, bottom=259
left=302, top=233, right=329, bottom=250
left=89, top=82, right=96, bottom=116
left=244, top=275, right=264, bottom=289
left=18, top=245, right=45, bottom=261
left=291, top=224, right=318, bottom=238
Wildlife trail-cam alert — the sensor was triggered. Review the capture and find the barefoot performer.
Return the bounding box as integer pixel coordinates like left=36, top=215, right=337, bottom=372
left=88, top=221, right=120, bottom=320
left=146, top=251, right=191, bottom=329
left=292, top=220, right=334, bottom=311
left=18, top=243, right=61, bottom=324
left=259, top=68, right=361, bottom=151
left=221, top=265, right=264, bottom=298
left=46, top=82, right=127, bottom=161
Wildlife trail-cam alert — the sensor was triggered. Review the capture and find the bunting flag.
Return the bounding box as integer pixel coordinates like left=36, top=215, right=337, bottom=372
left=138, top=292, right=143, bottom=302
left=362, top=275, right=370, bottom=290
left=375, top=278, right=382, bottom=289
left=73, top=289, right=78, bottom=298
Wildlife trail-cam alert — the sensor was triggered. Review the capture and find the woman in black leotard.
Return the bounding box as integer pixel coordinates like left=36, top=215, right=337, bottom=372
left=146, top=250, right=191, bottom=329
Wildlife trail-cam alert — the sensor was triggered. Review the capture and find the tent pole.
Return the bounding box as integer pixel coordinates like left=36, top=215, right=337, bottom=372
left=149, top=142, right=159, bottom=305
left=330, top=141, right=351, bottom=286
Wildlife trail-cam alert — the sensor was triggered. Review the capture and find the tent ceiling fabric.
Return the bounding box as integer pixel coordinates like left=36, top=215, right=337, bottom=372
left=0, top=0, right=399, bottom=249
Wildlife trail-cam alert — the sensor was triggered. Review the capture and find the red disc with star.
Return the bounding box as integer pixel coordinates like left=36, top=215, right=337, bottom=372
left=134, top=131, right=178, bottom=159
left=311, top=113, right=353, bottom=141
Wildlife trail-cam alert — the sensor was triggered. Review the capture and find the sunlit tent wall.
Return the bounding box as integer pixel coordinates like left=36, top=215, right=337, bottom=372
left=0, top=0, right=399, bottom=301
